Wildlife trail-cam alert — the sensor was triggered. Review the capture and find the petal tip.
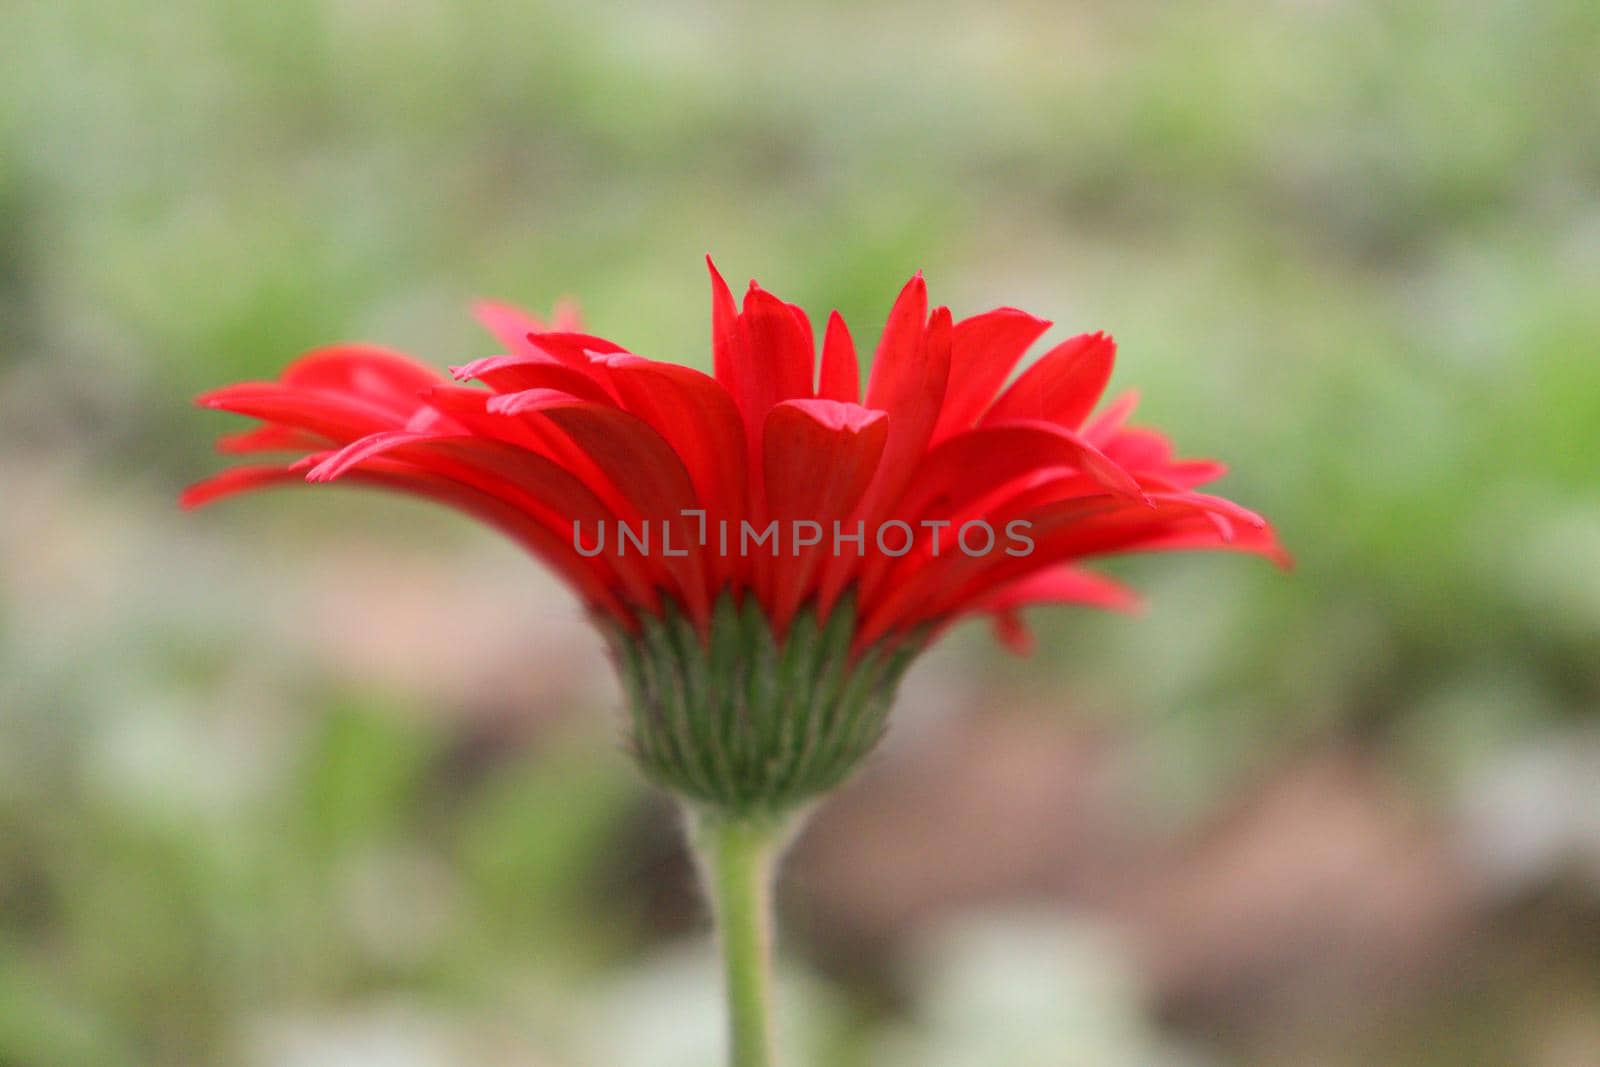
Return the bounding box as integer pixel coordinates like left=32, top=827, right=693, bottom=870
left=193, top=388, right=240, bottom=410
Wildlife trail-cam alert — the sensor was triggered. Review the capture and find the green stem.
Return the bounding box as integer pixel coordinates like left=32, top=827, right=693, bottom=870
left=692, top=811, right=790, bottom=1067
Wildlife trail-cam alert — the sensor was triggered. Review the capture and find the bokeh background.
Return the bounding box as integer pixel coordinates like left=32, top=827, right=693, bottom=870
left=3, top=1, right=1599, bottom=1064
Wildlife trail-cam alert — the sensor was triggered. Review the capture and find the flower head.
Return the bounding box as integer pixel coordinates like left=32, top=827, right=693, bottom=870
left=187, top=259, right=1285, bottom=812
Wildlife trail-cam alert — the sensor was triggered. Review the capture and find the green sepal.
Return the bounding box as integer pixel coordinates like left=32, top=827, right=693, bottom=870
left=605, top=593, right=922, bottom=816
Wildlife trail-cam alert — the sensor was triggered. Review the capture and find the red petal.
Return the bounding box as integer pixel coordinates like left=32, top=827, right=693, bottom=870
left=1157, top=459, right=1229, bottom=488
left=1083, top=389, right=1139, bottom=443
left=1146, top=490, right=1268, bottom=532
left=734, top=283, right=816, bottom=440
left=279, top=344, right=443, bottom=415
left=533, top=402, right=714, bottom=629
left=864, top=272, right=929, bottom=412
left=898, top=420, right=1147, bottom=522
left=761, top=399, right=889, bottom=633
left=983, top=332, right=1116, bottom=431
left=1097, top=425, right=1173, bottom=471
left=867, top=299, right=950, bottom=499
left=856, top=495, right=1124, bottom=646
left=931, top=308, right=1051, bottom=443
left=990, top=611, right=1035, bottom=654
left=549, top=299, right=584, bottom=331
left=416, top=386, right=562, bottom=452
left=818, top=298, right=950, bottom=617
left=817, top=310, right=860, bottom=403
left=1093, top=428, right=1226, bottom=490
left=417, top=386, right=625, bottom=515
left=892, top=495, right=1286, bottom=639
left=1126, top=519, right=1292, bottom=569
left=523, top=331, right=629, bottom=367
left=196, top=384, right=410, bottom=440
left=473, top=301, right=549, bottom=359
left=453, top=358, right=613, bottom=404
left=217, top=425, right=330, bottom=455
left=786, top=301, right=816, bottom=368
left=978, top=565, right=1139, bottom=617
left=853, top=419, right=1147, bottom=611
left=602, top=355, right=749, bottom=589
left=180, top=465, right=302, bottom=509
left=309, top=433, right=664, bottom=612
left=974, top=567, right=1140, bottom=655
left=304, top=430, right=441, bottom=482
left=708, top=256, right=743, bottom=396
left=488, top=386, right=598, bottom=416
left=475, top=304, right=624, bottom=376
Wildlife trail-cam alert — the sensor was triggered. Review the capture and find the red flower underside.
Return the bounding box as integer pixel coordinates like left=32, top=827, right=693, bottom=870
left=185, top=259, right=1288, bottom=654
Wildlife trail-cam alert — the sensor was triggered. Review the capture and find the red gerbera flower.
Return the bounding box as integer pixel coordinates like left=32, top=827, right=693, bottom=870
left=186, top=259, right=1285, bottom=811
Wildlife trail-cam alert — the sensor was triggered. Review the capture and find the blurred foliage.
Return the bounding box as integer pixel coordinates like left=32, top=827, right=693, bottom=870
left=2, top=0, right=1599, bottom=1064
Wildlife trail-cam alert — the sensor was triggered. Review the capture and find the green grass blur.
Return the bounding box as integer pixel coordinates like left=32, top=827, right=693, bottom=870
left=2, top=2, right=1598, bottom=1064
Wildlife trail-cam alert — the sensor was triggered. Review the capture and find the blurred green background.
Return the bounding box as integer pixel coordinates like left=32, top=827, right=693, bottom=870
left=3, top=1, right=1599, bottom=1064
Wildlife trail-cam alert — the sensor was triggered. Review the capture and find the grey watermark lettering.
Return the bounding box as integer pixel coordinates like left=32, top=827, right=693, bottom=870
left=572, top=511, right=1035, bottom=559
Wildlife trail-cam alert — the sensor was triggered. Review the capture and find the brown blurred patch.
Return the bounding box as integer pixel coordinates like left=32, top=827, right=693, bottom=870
left=786, top=704, right=1476, bottom=1049
left=299, top=545, right=613, bottom=730
left=1124, top=746, right=1473, bottom=1040
left=787, top=707, right=1140, bottom=964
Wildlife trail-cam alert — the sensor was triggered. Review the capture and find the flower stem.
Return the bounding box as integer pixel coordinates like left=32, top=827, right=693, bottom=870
left=692, top=810, right=790, bottom=1067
